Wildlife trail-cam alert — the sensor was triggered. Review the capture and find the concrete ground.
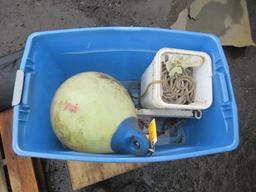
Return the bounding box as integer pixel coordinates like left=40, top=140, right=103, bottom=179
left=0, top=0, right=255, bottom=192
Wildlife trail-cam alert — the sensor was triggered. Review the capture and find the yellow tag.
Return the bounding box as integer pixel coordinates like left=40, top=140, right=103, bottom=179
left=148, top=119, right=157, bottom=145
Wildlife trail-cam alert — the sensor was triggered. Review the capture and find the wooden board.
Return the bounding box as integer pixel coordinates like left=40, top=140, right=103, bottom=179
left=0, top=153, right=8, bottom=192
left=0, top=109, right=39, bottom=192
left=67, top=161, right=145, bottom=190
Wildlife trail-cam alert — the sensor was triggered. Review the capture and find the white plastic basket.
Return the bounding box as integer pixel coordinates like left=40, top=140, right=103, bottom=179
left=140, top=48, right=212, bottom=110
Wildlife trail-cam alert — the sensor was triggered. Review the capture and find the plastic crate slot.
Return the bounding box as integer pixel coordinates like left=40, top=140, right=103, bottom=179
left=22, top=73, right=35, bottom=106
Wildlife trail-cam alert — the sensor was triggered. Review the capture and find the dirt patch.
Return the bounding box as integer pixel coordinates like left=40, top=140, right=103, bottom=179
left=53, top=0, right=193, bottom=27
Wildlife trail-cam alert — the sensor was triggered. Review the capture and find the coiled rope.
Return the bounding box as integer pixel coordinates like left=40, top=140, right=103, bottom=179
left=141, top=62, right=196, bottom=105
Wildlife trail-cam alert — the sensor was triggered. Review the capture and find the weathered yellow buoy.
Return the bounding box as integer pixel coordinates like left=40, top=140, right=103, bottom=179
left=51, top=72, right=150, bottom=155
